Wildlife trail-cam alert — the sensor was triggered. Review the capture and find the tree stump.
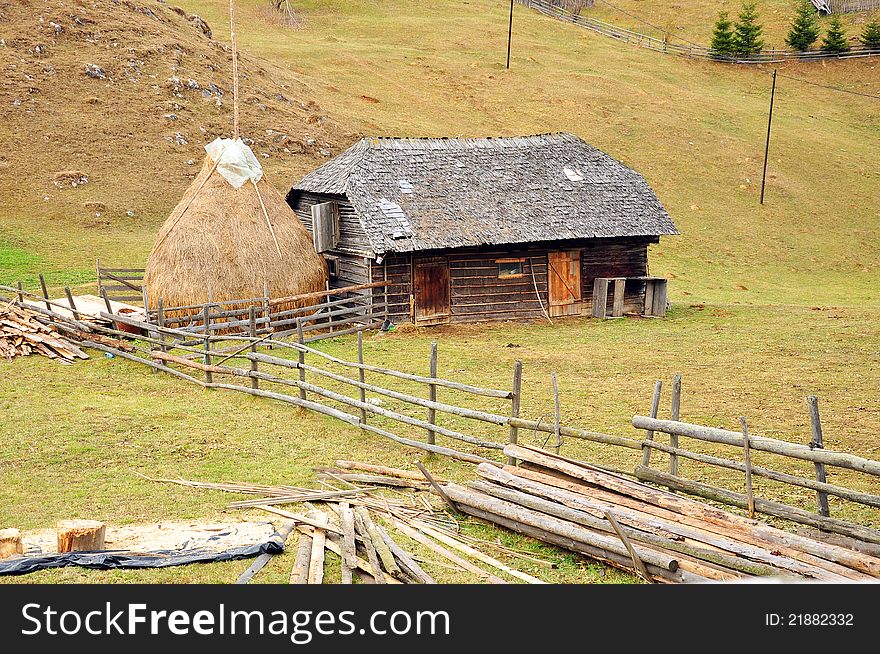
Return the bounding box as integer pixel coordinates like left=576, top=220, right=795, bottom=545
left=0, top=528, right=23, bottom=559
left=57, top=520, right=106, bottom=553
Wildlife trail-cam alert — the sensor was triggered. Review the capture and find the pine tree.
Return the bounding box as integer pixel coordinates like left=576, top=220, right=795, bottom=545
left=860, top=17, right=880, bottom=49
left=822, top=14, right=850, bottom=52
left=785, top=0, right=820, bottom=51
left=710, top=11, right=736, bottom=55
left=733, top=2, right=765, bottom=55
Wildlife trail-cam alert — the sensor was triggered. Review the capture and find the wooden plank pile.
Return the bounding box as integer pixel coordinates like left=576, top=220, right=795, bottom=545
left=0, top=303, right=89, bottom=362
left=440, top=444, right=880, bottom=583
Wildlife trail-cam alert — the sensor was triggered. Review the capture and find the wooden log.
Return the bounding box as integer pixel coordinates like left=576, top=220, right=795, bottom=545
left=669, top=374, right=682, bottom=475
left=296, top=318, right=306, bottom=401
left=391, top=520, right=507, bottom=584
left=320, top=533, right=401, bottom=584
left=353, top=508, right=386, bottom=584
left=443, top=483, right=680, bottom=572
left=357, top=331, right=367, bottom=424
left=416, top=462, right=459, bottom=514
left=504, top=464, right=866, bottom=581
left=405, top=518, right=545, bottom=584
left=427, top=341, right=438, bottom=445
left=632, top=416, right=880, bottom=477
left=335, top=460, right=434, bottom=482
left=38, top=273, right=51, bottom=311
left=236, top=520, right=297, bottom=584
left=634, top=465, right=880, bottom=546
left=807, top=396, right=831, bottom=517
left=339, top=502, right=356, bottom=585
left=57, top=520, right=105, bottom=553
left=604, top=510, right=652, bottom=583
left=506, top=444, right=880, bottom=577
left=249, top=306, right=259, bottom=390
left=314, top=471, right=425, bottom=489
left=202, top=305, right=212, bottom=385
left=64, top=287, right=80, bottom=321
left=640, top=380, right=662, bottom=467
left=308, top=513, right=327, bottom=584
left=741, top=417, right=755, bottom=519
left=551, top=372, right=561, bottom=454
left=289, top=532, right=313, bottom=584
left=507, top=360, right=523, bottom=465
left=251, top=506, right=345, bottom=536
left=0, top=528, right=23, bottom=559
left=375, top=524, right=436, bottom=584
left=356, top=507, right=402, bottom=580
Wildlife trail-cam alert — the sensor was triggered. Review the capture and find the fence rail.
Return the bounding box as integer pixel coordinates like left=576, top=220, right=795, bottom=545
left=522, top=0, right=880, bottom=63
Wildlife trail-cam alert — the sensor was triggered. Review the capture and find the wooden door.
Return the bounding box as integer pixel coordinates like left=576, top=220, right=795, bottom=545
left=547, top=250, right=583, bottom=317
left=412, top=256, right=450, bottom=325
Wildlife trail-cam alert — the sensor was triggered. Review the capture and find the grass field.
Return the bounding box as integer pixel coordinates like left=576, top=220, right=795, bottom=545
left=1, top=0, right=878, bottom=583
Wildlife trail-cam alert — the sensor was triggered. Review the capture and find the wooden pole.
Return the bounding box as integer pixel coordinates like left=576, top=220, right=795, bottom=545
left=357, top=331, right=367, bottom=424
left=669, top=373, right=682, bottom=475
left=551, top=371, right=561, bottom=454
left=741, top=417, right=755, bottom=519
left=63, top=287, right=80, bottom=321
left=289, top=532, right=312, bottom=584
left=640, top=380, right=663, bottom=467
left=249, top=306, right=259, bottom=390
left=416, top=461, right=459, bottom=515
left=202, top=304, right=212, bottom=384
left=38, top=273, right=51, bottom=311
left=353, top=509, right=385, bottom=584
left=307, top=513, right=327, bottom=584
left=760, top=68, right=777, bottom=205
left=155, top=297, right=166, bottom=375
left=427, top=341, right=438, bottom=445
left=339, top=502, right=356, bottom=584
left=506, top=0, right=514, bottom=69
left=16, top=280, right=23, bottom=303
left=807, top=395, right=831, bottom=518
left=603, top=510, right=652, bottom=583
left=507, top=359, right=523, bottom=466
left=229, top=0, right=240, bottom=140
left=263, top=281, right=272, bottom=349
left=296, top=318, right=306, bottom=400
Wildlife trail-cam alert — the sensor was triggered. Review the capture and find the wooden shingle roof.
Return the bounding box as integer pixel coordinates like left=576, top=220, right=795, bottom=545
left=290, top=133, right=678, bottom=255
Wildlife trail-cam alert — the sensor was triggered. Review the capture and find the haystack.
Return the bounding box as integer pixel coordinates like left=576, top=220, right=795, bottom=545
left=144, top=144, right=327, bottom=314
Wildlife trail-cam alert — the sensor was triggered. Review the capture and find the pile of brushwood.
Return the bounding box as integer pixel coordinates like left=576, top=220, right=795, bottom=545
left=0, top=303, right=89, bottom=362
left=440, top=444, right=880, bottom=583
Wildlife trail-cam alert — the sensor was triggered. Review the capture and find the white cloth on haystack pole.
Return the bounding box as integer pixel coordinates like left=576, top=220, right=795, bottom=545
left=205, top=137, right=263, bottom=189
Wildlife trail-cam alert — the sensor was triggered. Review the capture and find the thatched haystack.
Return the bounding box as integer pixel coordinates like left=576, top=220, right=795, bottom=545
left=144, top=148, right=327, bottom=316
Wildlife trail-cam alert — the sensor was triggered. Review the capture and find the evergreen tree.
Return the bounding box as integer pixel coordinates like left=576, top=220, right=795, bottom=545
left=822, top=14, right=850, bottom=52
left=785, top=0, right=820, bottom=51
left=860, top=17, right=880, bottom=49
left=710, top=11, right=736, bottom=55
left=733, top=2, right=765, bottom=55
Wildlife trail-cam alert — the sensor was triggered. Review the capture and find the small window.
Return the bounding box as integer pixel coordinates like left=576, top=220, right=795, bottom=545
left=325, top=255, right=339, bottom=279
left=497, top=258, right=525, bottom=279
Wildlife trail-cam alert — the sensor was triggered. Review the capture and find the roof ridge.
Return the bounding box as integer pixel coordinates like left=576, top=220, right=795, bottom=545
left=359, top=133, right=580, bottom=150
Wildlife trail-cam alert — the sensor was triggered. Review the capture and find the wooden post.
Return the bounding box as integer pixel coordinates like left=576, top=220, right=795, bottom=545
left=612, top=278, right=626, bottom=318
left=640, top=380, right=663, bottom=467
left=741, top=416, right=755, bottom=519
left=507, top=359, right=523, bottom=466
left=263, top=280, right=272, bottom=349
left=16, top=280, right=23, bottom=303
left=141, top=283, right=150, bottom=314
left=57, top=520, right=105, bottom=553
left=101, top=287, right=113, bottom=314
left=551, top=372, right=561, bottom=455
left=202, top=304, right=212, bottom=384
left=95, top=258, right=101, bottom=297
left=155, top=297, right=166, bottom=375
left=669, top=373, right=682, bottom=476
left=807, top=396, right=831, bottom=518
left=249, top=306, right=259, bottom=390
left=296, top=318, right=306, bottom=400
left=603, top=510, right=652, bottom=583
left=427, top=341, right=438, bottom=445
left=38, top=273, right=51, bottom=311
left=0, top=528, right=23, bottom=559
left=63, top=287, right=80, bottom=320
left=357, top=331, right=367, bottom=424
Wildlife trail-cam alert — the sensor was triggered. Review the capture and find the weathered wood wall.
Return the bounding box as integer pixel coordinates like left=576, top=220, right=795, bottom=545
left=581, top=237, right=655, bottom=314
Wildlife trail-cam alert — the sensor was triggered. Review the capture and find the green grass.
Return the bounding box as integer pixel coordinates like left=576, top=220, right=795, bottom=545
left=1, top=0, right=879, bottom=583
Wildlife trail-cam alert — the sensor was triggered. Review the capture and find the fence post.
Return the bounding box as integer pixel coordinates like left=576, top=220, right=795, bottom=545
left=264, top=280, right=272, bottom=350
left=38, top=273, right=51, bottom=311
left=740, top=417, right=755, bottom=519
left=669, top=373, right=682, bottom=475
left=640, top=380, right=663, bottom=467
left=357, top=331, right=367, bottom=424
left=551, top=371, right=561, bottom=455
left=155, top=297, right=166, bottom=375
left=16, top=280, right=23, bottom=303
left=249, top=306, right=259, bottom=390
left=296, top=317, right=306, bottom=400
left=63, top=287, right=80, bottom=321
left=807, top=395, right=831, bottom=518
left=427, top=342, right=438, bottom=445
left=202, top=304, right=212, bottom=385
left=507, top=359, right=523, bottom=466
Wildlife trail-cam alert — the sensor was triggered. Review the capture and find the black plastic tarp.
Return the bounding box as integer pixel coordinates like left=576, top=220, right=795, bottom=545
left=0, top=531, right=287, bottom=576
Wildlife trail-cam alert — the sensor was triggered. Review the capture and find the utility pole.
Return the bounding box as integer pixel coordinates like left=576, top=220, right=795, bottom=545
left=760, top=69, right=777, bottom=205
left=507, top=0, right=514, bottom=69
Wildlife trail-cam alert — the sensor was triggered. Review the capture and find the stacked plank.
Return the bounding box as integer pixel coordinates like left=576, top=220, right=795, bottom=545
left=441, top=444, right=880, bottom=583
left=0, top=304, right=89, bottom=362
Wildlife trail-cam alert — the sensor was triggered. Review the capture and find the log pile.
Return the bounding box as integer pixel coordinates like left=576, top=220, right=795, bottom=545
left=440, top=444, right=880, bottom=583
left=0, top=304, right=89, bottom=362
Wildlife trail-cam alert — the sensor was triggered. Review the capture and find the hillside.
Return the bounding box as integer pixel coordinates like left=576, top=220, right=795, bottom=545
left=0, top=0, right=351, bottom=287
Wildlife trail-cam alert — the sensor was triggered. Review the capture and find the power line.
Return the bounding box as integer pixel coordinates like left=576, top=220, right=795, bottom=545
left=775, top=71, right=880, bottom=101
left=591, top=0, right=703, bottom=48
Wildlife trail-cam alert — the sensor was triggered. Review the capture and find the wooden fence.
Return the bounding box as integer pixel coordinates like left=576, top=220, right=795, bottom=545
left=522, top=0, right=880, bottom=63
left=96, top=260, right=145, bottom=304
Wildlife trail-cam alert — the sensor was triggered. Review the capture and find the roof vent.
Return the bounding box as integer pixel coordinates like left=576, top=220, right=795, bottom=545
left=563, top=167, right=585, bottom=182
left=379, top=198, right=413, bottom=239
left=398, top=179, right=414, bottom=194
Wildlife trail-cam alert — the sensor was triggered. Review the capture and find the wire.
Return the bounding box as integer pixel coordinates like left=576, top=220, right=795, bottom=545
left=775, top=71, right=880, bottom=101
left=591, top=0, right=704, bottom=47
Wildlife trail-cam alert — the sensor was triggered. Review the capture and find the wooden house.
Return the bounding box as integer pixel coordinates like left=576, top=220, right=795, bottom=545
left=286, top=133, right=677, bottom=326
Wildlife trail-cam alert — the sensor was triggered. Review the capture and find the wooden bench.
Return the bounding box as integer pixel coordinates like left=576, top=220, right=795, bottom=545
left=591, top=276, right=668, bottom=319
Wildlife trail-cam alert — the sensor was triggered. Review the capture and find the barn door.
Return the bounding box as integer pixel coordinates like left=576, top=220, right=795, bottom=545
left=412, top=256, right=451, bottom=325
left=547, top=250, right=583, bottom=317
